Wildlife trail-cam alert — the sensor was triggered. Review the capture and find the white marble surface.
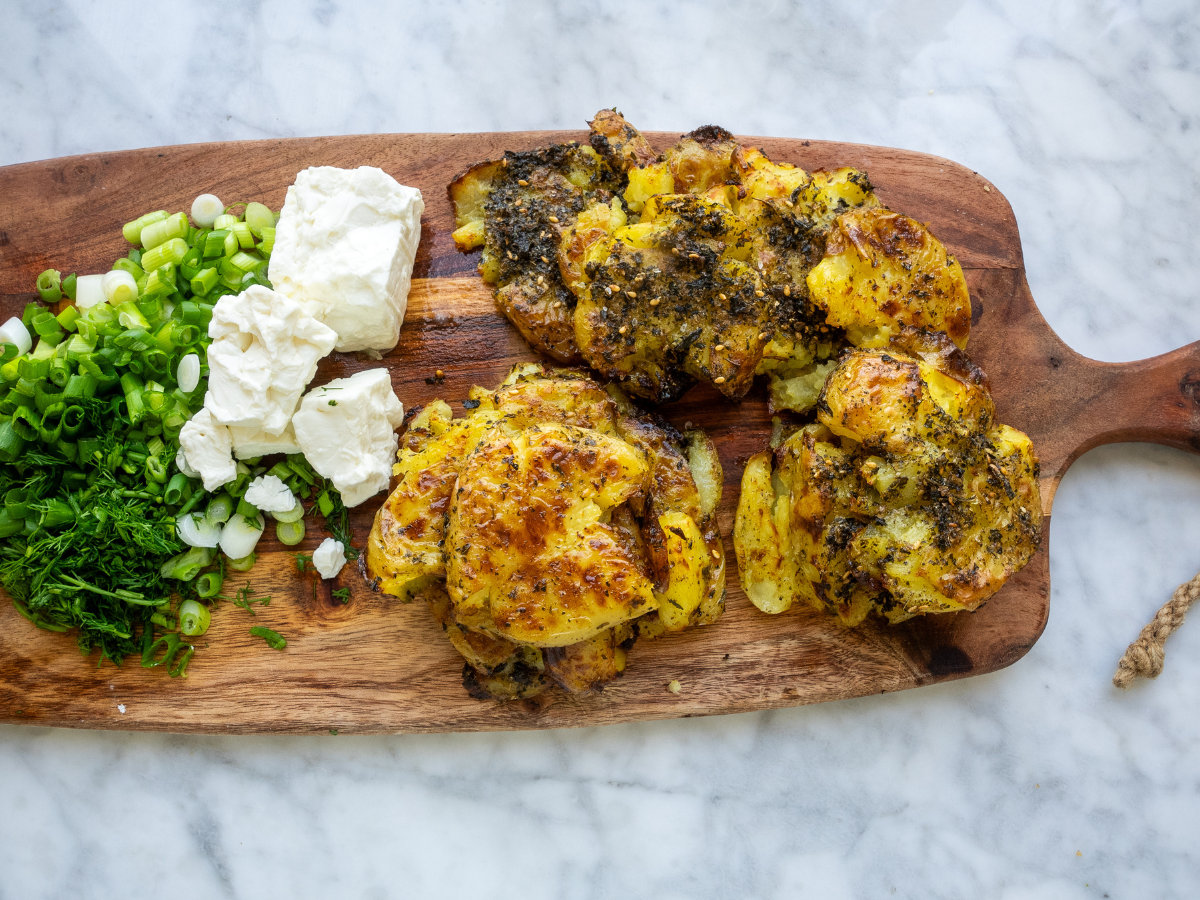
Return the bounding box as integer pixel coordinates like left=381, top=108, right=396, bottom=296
left=2, top=1, right=1199, bottom=897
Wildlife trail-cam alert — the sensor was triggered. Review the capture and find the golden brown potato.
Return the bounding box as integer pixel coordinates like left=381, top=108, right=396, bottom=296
left=808, top=207, right=971, bottom=350
left=368, top=364, right=727, bottom=698
left=735, top=330, right=1041, bottom=626
left=451, top=112, right=971, bottom=414
left=588, top=109, right=657, bottom=172
left=573, top=193, right=773, bottom=402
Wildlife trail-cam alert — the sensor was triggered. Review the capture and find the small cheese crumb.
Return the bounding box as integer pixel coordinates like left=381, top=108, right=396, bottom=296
left=245, top=475, right=296, bottom=513
left=117, top=704, right=126, bottom=714
left=667, top=679, right=682, bottom=694
left=313, top=538, right=347, bottom=579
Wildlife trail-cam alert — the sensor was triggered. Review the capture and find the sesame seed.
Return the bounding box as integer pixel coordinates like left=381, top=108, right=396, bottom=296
left=649, top=298, right=660, bottom=306
left=435, top=370, right=444, bottom=378
left=984, top=185, right=992, bottom=192
left=784, top=285, right=791, bottom=296
left=507, top=250, right=514, bottom=259
left=672, top=247, right=681, bottom=255
left=548, top=216, right=559, bottom=223
left=518, top=179, right=529, bottom=186
left=755, top=290, right=764, bottom=297
left=541, top=256, right=549, bottom=263
left=619, top=326, right=627, bottom=334
left=759, top=332, right=769, bottom=340
left=688, top=253, right=701, bottom=259
left=711, top=549, right=720, bottom=559
left=519, top=208, right=527, bottom=213
left=627, top=291, right=637, bottom=298
left=714, top=376, right=726, bottom=384
left=501, top=158, right=508, bottom=167
left=537, top=275, right=545, bottom=285
left=718, top=293, right=727, bottom=301
left=715, top=344, right=725, bottom=351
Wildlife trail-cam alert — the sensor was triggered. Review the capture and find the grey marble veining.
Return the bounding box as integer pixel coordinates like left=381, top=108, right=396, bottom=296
left=2, top=1, right=1199, bottom=897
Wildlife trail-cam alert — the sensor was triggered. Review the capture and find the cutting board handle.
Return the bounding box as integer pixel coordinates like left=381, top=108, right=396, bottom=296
left=1037, top=338, right=1200, bottom=509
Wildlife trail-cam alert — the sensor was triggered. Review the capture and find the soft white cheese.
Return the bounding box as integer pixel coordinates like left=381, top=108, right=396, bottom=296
left=313, top=538, right=347, bottom=579
left=204, top=284, right=337, bottom=436
left=229, top=422, right=302, bottom=460
left=179, top=409, right=236, bottom=491
left=268, top=166, right=424, bottom=352
left=244, top=475, right=296, bottom=513
left=292, top=368, right=404, bottom=508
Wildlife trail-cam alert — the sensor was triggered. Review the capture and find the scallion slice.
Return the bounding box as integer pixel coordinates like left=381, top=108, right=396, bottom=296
left=276, top=519, right=305, bottom=546
left=178, top=599, right=212, bottom=636
left=226, top=552, right=256, bottom=571
left=0, top=317, right=33, bottom=356
left=36, top=269, right=62, bottom=303
left=191, top=194, right=224, bottom=228
left=74, top=274, right=106, bottom=309
left=176, top=353, right=200, bottom=393
left=219, top=512, right=264, bottom=560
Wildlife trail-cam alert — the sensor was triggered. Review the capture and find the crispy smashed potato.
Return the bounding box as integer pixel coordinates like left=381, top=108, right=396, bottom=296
left=368, top=364, right=725, bottom=699
left=735, top=330, right=1041, bottom=626
left=450, top=110, right=971, bottom=410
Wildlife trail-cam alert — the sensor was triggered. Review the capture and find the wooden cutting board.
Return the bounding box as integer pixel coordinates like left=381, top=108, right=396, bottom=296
left=1, top=131, right=1196, bottom=735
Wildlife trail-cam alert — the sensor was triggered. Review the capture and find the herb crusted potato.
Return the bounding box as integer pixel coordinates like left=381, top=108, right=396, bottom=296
left=367, top=364, right=725, bottom=699
left=735, top=330, right=1041, bottom=625
left=450, top=110, right=973, bottom=411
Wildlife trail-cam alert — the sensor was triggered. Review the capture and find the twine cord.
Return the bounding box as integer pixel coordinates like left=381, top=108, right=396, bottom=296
left=1112, top=570, right=1200, bottom=689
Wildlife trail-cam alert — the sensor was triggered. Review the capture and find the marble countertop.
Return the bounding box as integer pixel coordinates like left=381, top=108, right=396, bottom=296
left=2, top=1, right=1199, bottom=897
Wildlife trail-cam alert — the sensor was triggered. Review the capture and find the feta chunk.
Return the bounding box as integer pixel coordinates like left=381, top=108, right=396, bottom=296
left=204, top=285, right=337, bottom=436
left=269, top=166, right=424, bottom=352
left=313, top=538, right=347, bottom=579
left=229, top=422, right=302, bottom=460
left=292, top=368, right=404, bottom=508
left=244, top=475, right=296, bottom=513
left=179, top=409, right=236, bottom=491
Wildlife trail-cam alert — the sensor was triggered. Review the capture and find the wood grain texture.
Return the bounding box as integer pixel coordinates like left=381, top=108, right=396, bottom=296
left=1, top=131, right=1196, bottom=734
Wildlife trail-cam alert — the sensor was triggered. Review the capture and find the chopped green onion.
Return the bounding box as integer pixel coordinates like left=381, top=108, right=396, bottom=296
left=164, top=472, right=189, bottom=505
left=120, top=372, right=146, bottom=424
left=74, top=274, right=106, bottom=309
left=219, top=512, right=264, bottom=559
left=272, top=496, right=305, bottom=524
left=205, top=493, right=235, bottom=525
left=123, top=210, right=168, bottom=245
left=62, top=272, right=78, bottom=300
left=191, top=194, right=224, bottom=227
left=235, top=496, right=259, bottom=519
left=196, top=572, right=223, bottom=600
left=258, top=227, right=275, bottom=254
left=244, top=203, right=274, bottom=237
left=161, top=546, right=215, bottom=580
left=231, top=222, right=254, bottom=249
left=276, top=519, right=305, bottom=545
left=102, top=270, right=139, bottom=305
left=55, top=306, right=81, bottom=333
left=226, top=552, right=256, bottom=571
left=190, top=267, right=219, bottom=296
left=139, top=212, right=188, bottom=250
left=176, top=353, right=200, bottom=393
left=249, top=626, right=286, bottom=650
left=36, top=269, right=62, bottom=303
left=317, top=491, right=334, bottom=517
left=179, top=599, right=212, bottom=635
left=0, top=317, right=33, bottom=356
left=202, top=229, right=230, bottom=259
left=140, top=237, right=189, bottom=273
left=112, top=257, right=144, bottom=281
left=229, top=250, right=261, bottom=273
left=177, top=510, right=221, bottom=547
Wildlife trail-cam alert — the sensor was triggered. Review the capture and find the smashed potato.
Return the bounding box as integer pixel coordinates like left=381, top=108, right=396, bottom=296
left=734, top=330, right=1041, bottom=626
left=368, top=364, right=725, bottom=699
left=451, top=110, right=971, bottom=411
